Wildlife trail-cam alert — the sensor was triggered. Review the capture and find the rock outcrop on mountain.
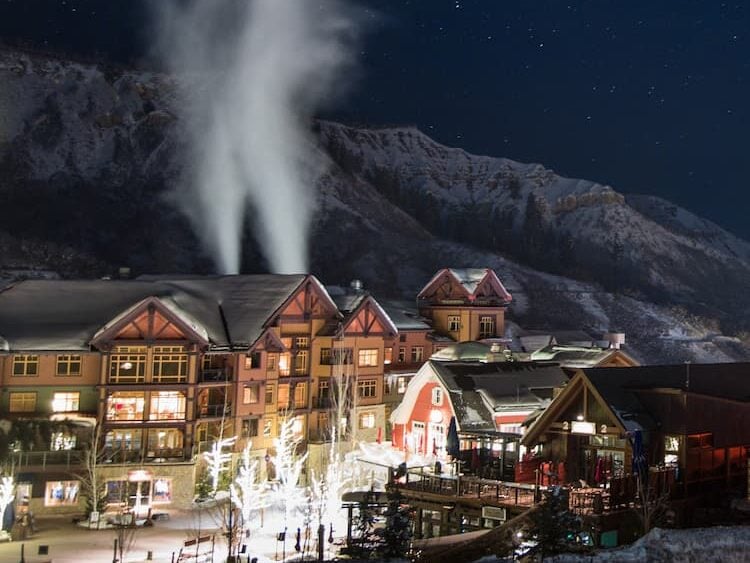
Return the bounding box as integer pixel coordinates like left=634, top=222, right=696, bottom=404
left=2, top=49, right=750, bottom=364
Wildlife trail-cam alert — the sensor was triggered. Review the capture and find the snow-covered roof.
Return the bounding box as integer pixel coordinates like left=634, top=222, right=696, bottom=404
left=0, top=275, right=310, bottom=351
left=391, top=359, right=569, bottom=432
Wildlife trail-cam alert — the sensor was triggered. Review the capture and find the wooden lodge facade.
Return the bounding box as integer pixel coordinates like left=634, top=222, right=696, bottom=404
left=0, top=268, right=520, bottom=516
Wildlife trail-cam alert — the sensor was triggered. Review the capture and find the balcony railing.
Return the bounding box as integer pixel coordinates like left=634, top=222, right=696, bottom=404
left=199, top=368, right=233, bottom=383
left=198, top=404, right=232, bottom=418
left=102, top=448, right=189, bottom=464
left=10, top=450, right=85, bottom=470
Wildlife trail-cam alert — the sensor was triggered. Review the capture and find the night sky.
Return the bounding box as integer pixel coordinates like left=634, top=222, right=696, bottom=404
left=1, top=0, right=748, bottom=238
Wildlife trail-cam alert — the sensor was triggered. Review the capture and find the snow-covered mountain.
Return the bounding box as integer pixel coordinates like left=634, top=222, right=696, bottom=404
left=2, top=49, right=750, bottom=364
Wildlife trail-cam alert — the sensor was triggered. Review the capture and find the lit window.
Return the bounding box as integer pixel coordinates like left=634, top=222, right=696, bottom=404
left=358, top=349, right=378, bottom=367
left=12, top=355, right=38, bottom=376
left=358, top=379, right=377, bottom=398
left=398, top=347, right=406, bottom=363
left=56, top=355, right=82, bottom=376
left=149, top=391, right=186, bottom=421
left=448, top=316, right=461, bottom=332
left=51, top=432, right=77, bottom=451
left=359, top=412, right=376, bottom=429
left=384, top=347, right=393, bottom=365
left=295, top=337, right=309, bottom=349
left=291, top=416, right=305, bottom=436
left=106, top=392, right=145, bottom=421
left=479, top=316, right=496, bottom=338
left=245, top=352, right=261, bottom=369
left=279, top=353, right=291, bottom=376
left=431, top=387, right=443, bottom=406
left=265, top=384, right=275, bottom=405
left=152, top=346, right=188, bottom=383
left=243, top=385, right=260, bottom=404
left=45, top=480, right=79, bottom=507
left=153, top=479, right=172, bottom=503
left=147, top=428, right=183, bottom=454
left=9, top=392, right=36, bottom=413
left=267, top=353, right=277, bottom=372
left=397, top=377, right=407, bottom=394
left=294, top=350, right=308, bottom=375
left=411, top=347, right=424, bottom=363
left=52, top=392, right=80, bottom=412
left=294, top=383, right=307, bottom=408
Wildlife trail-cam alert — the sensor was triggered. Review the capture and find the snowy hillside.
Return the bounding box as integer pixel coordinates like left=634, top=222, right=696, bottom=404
left=1, top=49, right=750, bottom=363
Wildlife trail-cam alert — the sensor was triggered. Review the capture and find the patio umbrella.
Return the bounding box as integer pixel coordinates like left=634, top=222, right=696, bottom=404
left=446, top=416, right=460, bottom=459
left=630, top=430, right=647, bottom=476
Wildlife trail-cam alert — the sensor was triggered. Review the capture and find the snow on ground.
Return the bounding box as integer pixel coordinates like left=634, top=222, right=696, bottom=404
left=546, top=526, right=750, bottom=563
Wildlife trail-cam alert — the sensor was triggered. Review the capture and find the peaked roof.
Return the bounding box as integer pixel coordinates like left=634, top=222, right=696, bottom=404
left=523, top=362, right=750, bottom=446
left=0, top=274, right=312, bottom=351
left=391, top=359, right=569, bottom=432
left=417, top=268, right=512, bottom=303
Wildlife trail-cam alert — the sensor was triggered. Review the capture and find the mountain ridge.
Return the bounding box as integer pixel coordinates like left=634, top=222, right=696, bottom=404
left=1, top=48, right=750, bottom=363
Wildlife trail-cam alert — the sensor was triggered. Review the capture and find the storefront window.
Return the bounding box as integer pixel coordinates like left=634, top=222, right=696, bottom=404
left=153, top=479, right=172, bottom=503
left=45, top=480, right=80, bottom=507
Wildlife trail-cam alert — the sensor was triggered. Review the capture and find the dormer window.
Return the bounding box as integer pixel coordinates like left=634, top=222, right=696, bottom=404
left=432, top=387, right=443, bottom=406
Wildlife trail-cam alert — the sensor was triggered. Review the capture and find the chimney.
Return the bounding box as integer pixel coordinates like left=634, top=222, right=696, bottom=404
left=603, top=332, right=625, bottom=350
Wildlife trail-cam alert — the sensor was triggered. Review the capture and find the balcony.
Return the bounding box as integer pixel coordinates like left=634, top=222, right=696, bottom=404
left=102, top=448, right=190, bottom=464
left=199, top=368, right=233, bottom=384
left=10, top=450, right=85, bottom=470
left=197, top=404, right=232, bottom=419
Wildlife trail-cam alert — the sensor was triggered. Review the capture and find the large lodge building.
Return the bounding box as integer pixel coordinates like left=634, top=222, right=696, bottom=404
left=0, top=268, right=513, bottom=514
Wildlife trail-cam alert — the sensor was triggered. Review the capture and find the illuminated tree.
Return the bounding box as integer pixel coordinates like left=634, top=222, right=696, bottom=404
left=0, top=476, right=14, bottom=533
left=203, top=436, right=237, bottom=496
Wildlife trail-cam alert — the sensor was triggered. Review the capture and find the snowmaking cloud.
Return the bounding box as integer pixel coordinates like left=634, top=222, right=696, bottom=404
left=155, top=0, right=361, bottom=274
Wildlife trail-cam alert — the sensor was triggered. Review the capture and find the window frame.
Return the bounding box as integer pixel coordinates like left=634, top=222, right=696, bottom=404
left=12, top=355, right=39, bottom=377
left=9, top=392, right=36, bottom=413
left=358, top=348, right=379, bottom=367
left=243, top=385, right=260, bottom=404
left=56, top=354, right=82, bottom=376
left=52, top=391, right=81, bottom=413
left=357, top=379, right=377, bottom=399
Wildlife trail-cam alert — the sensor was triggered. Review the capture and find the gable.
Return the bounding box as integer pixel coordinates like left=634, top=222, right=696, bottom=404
left=417, top=269, right=470, bottom=302
left=91, top=297, right=209, bottom=348
left=343, top=297, right=398, bottom=337
left=248, top=329, right=287, bottom=354
left=473, top=270, right=513, bottom=303
left=273, top=276, right=339, bottom=323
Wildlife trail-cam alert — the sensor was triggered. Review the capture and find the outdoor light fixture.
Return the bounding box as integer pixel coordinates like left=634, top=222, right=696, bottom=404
left=121, top=361, right=133, bottom=370
left=576, top=414, right=584, bottom=421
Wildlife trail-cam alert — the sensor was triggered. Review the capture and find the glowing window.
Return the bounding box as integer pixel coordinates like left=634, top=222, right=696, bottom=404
left=9, top=392, right=36, bottom=413
left=359, top=412, right=376, bottom=429
left=149, top=391, right=186, bottom=421
left=45, top=480, right=79, bottom=507
left=106, top=392, right=145, bottom=421
left=52, top=392, right=80, bottom=412
left=358, top=349, right=378, bottom=367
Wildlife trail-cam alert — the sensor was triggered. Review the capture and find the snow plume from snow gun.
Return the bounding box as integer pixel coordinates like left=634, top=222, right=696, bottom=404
left=158, top=0, right=360, bottom=274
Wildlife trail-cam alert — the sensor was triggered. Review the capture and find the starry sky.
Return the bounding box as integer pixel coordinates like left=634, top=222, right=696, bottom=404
left=1, top=0, right=748, bottom=238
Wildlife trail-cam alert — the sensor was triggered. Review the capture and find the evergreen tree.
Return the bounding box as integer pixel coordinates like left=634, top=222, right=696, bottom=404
left=528, top=486, right=590, bottom=558
left=380, top=486, right=414, bottom=560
